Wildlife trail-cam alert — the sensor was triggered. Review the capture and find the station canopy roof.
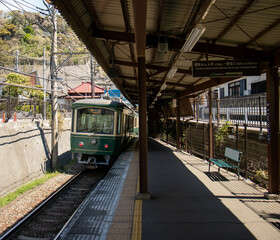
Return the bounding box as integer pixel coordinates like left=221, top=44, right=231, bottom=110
left=51, top=0, right=280, bottom=107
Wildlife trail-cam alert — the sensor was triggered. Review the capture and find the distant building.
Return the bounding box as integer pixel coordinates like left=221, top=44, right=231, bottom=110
left=28, top=71, right=40, bottom=86
left=67, top=81, right=104, bottom=99
left=216, top=73, right=266, bottom=98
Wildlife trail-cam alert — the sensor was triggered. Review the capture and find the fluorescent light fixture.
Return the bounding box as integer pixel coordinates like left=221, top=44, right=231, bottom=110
left=161, top=83, right=167, bottom=90
left=167, top=67, right=177, bottom=78
left=181, top=24, right=206, bottom=52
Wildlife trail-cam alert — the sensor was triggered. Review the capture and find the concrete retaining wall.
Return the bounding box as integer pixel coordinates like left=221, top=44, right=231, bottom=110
left=0, top=119, right=72, bottom=197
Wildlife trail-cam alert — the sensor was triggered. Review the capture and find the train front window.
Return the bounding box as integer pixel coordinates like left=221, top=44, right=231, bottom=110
left=76, top=108, right=114, bottom=134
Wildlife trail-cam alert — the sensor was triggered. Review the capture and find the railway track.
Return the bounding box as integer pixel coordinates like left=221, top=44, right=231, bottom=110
left=0, top=168, right=108, bottom=240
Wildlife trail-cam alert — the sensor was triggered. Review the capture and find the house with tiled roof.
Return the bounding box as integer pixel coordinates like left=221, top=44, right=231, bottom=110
left=67, top=82, right=104, bottom=99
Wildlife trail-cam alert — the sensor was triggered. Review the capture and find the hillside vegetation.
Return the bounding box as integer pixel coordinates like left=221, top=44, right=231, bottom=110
left=0, top=10, right=85, bottom=67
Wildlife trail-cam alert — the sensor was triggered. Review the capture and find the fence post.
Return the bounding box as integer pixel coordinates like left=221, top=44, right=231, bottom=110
left=235, top=123, right=239, bottom=149
left=196, top=100, right=199, bottom=122
left=217, top=93, right=220, bottom=125
left=226, top=108, right=229, bottom=121
left=244, top=123, right=248, bottom=179
left=244, top=108, right=248, bottom=124
left=203, top=123, right=205, bottom=160
left=185, top=125, right=188, bottom=152
left=193, top=99, right=196, bottom=121
left=259, top=96, right=263, bottom=135
left=190, top=124, right=192, bottom=154
left=212, top=123, right=215, bottom=158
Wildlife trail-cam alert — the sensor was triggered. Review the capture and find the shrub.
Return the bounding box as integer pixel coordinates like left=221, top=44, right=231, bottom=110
left=215, top=120, right=231, bottom=146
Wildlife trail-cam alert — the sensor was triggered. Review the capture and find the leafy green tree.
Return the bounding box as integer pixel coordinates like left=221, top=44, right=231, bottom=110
left=0, top=23, right=17, bottom=39
left=2, top=73, right=29, bottom=97
left=2, top=73, right=43, bottom=100
left=23, top=24, right=34, bottom=35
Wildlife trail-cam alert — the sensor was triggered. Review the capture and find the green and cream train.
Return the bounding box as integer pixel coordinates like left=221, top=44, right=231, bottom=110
left=71, top=99, right=136, bottom=167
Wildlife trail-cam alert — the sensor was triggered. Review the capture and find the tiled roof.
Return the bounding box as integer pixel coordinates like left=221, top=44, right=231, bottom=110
left=68, top=82, right=104, bottom=94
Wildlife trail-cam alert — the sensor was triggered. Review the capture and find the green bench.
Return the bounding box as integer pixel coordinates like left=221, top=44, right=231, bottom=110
left=209, top=147, right=242, bottom=180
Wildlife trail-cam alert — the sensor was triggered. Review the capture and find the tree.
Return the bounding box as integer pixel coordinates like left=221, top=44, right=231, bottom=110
left=2, top=73, right=43, bottom=100
left=0, top=23, right=17, bottom=40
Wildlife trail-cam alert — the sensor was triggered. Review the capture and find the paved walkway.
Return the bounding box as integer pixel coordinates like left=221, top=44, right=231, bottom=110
left=56, top=138, right=280, bottom=240
left=142, top=138, right=280, bottom=240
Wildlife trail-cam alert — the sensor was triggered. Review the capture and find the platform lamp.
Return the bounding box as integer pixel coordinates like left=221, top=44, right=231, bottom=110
left=181, top=24, right=206, bottom=52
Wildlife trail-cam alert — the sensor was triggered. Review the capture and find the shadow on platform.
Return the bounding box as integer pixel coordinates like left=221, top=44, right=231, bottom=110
left=142, top=139, right=256, bottom=240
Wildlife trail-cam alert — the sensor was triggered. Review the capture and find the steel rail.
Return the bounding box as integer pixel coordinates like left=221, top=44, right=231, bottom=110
left=0, top=169, right=85, bottom=240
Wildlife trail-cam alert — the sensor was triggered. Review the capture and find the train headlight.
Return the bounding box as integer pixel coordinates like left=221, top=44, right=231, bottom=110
left=104, top=144, right=109, bottom=149
left=79, top=142, right=84, bottom=147
left=91, top=139, right=97, bottom=145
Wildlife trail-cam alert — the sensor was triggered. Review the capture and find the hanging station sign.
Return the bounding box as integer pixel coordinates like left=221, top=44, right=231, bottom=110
left=192, top=60, right=261, bottom=77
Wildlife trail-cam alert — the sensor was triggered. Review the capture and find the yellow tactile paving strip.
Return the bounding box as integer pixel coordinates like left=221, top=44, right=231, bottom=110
left=107, top=143, right=140, bottom=240
left=131, top=199, right=142, bottom=240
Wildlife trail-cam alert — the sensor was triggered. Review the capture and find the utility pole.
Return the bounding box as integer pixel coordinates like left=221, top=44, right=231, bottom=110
left=50, top=7, right=58, bottom=170
left=43, top=48, right=46, bottom=120
left=90, top=55, right=95, bottom=99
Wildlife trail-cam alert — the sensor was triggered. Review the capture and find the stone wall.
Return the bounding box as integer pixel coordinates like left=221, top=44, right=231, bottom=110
left=0, top=119, right=72, bottom=197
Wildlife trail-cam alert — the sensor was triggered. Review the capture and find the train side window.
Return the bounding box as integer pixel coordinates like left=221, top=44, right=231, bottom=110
left=117, top=111, right=122, bottom=135
left=123, top=113, right=127, bottom=135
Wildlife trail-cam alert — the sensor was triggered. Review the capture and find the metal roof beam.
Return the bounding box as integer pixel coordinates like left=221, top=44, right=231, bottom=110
left=81, top=0, right=100, bottom=28
left=120, top=0, right=137, bottom=76
left=213, top=0, right=256, bottom=43
left=182, top=0, right=216, bottom=38
left=148, top=79, right=188, bottom=88
left=179, top=77, right=236, bottom=98
left=245, top=17, right=280, bottom=46
left=92, top=29, right=270, bottom=62
left=119, top=75, right=188, bottom=88
left=113, top=60, right=192, bottom=75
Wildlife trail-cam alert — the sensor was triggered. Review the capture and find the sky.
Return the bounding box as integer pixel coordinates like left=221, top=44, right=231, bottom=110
left=0, top=0, right=49, bottom=13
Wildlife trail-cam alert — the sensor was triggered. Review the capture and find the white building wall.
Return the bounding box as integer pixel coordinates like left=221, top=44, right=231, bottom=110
left=216, top=73, right=266, bottom=98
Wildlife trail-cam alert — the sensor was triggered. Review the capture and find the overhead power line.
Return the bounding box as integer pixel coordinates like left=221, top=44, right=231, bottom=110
left=21, top=0, right=48, bottom=12
left=0, top=66, right=54, bottom=83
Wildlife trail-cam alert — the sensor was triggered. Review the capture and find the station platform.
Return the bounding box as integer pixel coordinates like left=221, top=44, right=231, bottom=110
left=56, top=138, right=280, bottom=240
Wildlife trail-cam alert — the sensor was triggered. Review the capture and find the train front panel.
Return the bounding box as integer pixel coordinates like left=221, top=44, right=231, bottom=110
left=70, top=99, right=134, bottom=166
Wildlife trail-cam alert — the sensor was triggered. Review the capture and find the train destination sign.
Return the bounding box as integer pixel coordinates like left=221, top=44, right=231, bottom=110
left=192, top=60, right=260, bottom=77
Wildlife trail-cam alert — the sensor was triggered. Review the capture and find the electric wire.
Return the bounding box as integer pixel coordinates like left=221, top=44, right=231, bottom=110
left=0, top=0, right=51, bottom=40
left=1, top=66, right=54, bottom=83
left=0, top=3, right=105, bottom=101
left=21, top=0, right=48, bottom=12
left=0, top=0, right=48, bottom=15
left=0, top=0, right=18, bottom=15
left=0, top=66, right=87, bottom=100
left=0, top=50, right=48, bottom=63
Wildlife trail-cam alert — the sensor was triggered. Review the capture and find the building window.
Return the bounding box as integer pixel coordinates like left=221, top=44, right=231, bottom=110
left=220, top=88, right=224, bottom=98
left=228, top=81, right=240, bottom=97
left=240, top=79, right=247, bottom=96
left=251, top=80, right=266, bottom=94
